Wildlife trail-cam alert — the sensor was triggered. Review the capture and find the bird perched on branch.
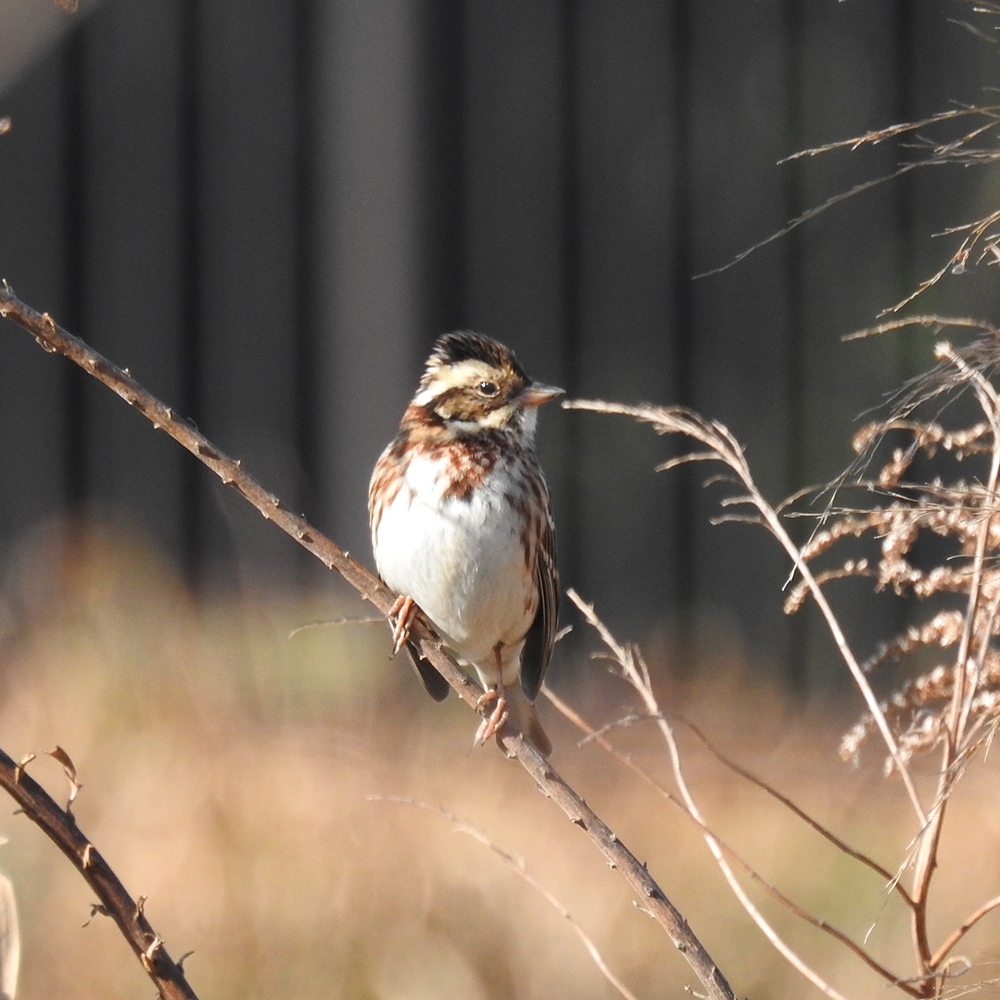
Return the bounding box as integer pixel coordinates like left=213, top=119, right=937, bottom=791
left=369, top=331, right=561, bottom=755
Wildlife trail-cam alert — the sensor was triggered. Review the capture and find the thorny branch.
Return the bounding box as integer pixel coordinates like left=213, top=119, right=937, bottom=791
left=0, top=283, right=737, bottom=1000
left=0, top=747, right=197, bottom=1000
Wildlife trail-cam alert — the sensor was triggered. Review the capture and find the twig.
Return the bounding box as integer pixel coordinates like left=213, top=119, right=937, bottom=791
left=779, top=105, right=1000, bottom=160
left=0, top=284, right=737, bottom=1000
left=0, top=748, right=198, bottom=1000
left=843, top=314, right=1000, bottom=342
left=369, top=795, right=641, bottom=1000
left=693, top=162, right=923, bottom=280
left=676, top=720, right=915, bottom=907
left=929, top=892, right=1000, bottom=970
left=0, top=280, right=482, bottom=713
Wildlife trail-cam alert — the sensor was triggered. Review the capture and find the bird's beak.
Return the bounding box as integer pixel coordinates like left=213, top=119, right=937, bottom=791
left=520, top=382, right=564, bottom=407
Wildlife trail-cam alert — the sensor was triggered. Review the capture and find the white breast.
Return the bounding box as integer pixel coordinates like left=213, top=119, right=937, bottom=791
left=373, top=453, right=535, bottom=679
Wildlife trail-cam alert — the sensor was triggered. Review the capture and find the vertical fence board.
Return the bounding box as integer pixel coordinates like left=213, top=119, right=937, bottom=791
left=0, top=0, right=993, bottom=685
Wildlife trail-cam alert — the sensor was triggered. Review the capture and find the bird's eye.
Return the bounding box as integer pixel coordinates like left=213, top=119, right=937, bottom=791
left=478, top=381, right=499, bottom=397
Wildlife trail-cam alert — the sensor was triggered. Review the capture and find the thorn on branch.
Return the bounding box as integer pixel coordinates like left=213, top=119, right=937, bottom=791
left=13, top=756, right=34, bottom=783
left=83, top=903, right=110, bottom=928
left=34, top=314, right=57, bottom=352
left=141, top=934, right=163, bottom=972
left=45, top=746, right=82, bottom=813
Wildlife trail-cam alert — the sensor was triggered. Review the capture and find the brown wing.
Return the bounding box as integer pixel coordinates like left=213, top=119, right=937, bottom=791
left=519, top=509, right=558, bottom=702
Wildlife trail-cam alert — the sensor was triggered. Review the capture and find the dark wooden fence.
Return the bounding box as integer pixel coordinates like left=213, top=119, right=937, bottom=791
left=0, top=0, right=995, bottom=687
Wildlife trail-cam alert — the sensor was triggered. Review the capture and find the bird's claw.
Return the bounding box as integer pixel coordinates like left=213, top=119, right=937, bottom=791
left=388, top=594, right=417, bottom=655
left=473, top=686, right=508, bottom=746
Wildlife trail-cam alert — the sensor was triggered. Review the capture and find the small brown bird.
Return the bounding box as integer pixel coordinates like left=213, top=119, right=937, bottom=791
left=368, top=332, right=561, bottom=755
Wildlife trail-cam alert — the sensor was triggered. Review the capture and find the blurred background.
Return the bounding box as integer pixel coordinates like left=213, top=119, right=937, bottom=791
left=3, top=1, right=1000, bottom=997
left=2, top=0, right=999, bottom=683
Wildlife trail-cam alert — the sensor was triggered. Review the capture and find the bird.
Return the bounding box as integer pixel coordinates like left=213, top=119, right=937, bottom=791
left=369, top=331, right=561, bottom=756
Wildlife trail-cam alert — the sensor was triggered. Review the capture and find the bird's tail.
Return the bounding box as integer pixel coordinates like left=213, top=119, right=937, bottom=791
left=500, top=683, right=552, bottom=757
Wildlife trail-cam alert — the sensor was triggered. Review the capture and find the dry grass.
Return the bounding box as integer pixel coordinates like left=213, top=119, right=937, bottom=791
left=1, top=521, right=999, bottom=1000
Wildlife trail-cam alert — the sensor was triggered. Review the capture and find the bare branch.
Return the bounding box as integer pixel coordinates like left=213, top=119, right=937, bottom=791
left=0, top=748, right=198, bottom=1000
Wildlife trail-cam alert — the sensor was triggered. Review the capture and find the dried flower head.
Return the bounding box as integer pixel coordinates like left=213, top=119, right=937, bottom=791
left=791, top=333, right=1000, bottom=770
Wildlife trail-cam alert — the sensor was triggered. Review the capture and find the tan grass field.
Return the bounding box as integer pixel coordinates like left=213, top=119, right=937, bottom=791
left=1, top=522, right=998, bottom=1000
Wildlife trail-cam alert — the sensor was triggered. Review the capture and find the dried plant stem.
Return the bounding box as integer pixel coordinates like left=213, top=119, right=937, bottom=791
left=564, top=398, right=927, bottom=826
left=370, top=795, right=640, bottom=1000
left=0, top=747, right=198, bottom=1000
left=929, top=892, right=1000, bottom=969
left=0, top=285, right=737, bottom=1000
left=906, top=343, right=1000, bottom=987
left=936, top=343, right=1000, bottom=745
left=568, top=590, right=865, bottom=1000
left=545, top=686, right=919, bottom=995
left=676, top=721, right=914, bottom=905
left=706, top=97, right=1000, bottom=312
left=844, top=314, right=1000, bottom=342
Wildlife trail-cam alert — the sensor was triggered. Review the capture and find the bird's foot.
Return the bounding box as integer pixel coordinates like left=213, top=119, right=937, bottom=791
left=473, top=684, right=508, bottom=747
left=387, top=594, right=417, bottom=656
